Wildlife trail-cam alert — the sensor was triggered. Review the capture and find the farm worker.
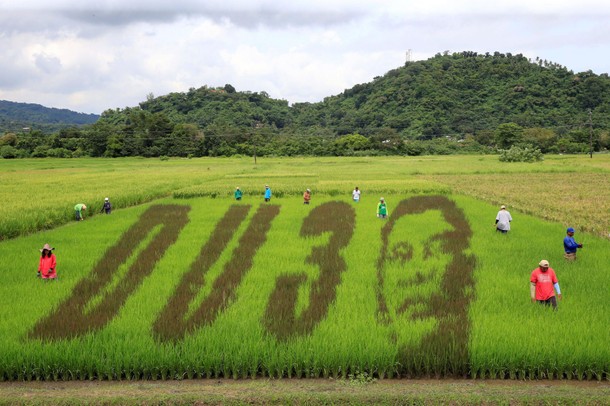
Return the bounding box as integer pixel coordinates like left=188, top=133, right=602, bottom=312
left=377, top=197, right=388, bottom=219
left=74, top=203, right=87, bottom=221
left=100, top=197, right=112, bottom=214
left=38, top=243, right=57, bottom=280
left=264, top=185, right=272, bottom=202
left=563, top=227, right=583, bottom=260
left=495, top=205, right=512, bottom=233
left=352, top=186, right=361, bottom=203
left=234, top=187, right=242, bottom=201
left=303, top=189, right=311, bottom=205
left=530, top=259, right=561, bottom=310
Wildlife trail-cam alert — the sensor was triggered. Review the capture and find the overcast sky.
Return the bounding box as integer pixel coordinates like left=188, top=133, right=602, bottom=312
left=1, top=0, right=609, bottom=114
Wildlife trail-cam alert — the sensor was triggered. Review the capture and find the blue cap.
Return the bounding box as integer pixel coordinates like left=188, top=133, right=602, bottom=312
left=567, top=227, right=575, bottom=233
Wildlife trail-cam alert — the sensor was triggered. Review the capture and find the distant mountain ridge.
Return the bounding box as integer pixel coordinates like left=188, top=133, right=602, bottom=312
left=0, top=100, right=99, bottom=133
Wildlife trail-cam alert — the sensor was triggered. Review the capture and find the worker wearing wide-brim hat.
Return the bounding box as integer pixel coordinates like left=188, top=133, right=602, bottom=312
left=38, top=243, right=57, bottom=279
left=234, top=187, right=243, bottom=201
left=303, top=188, right=311, bottom=205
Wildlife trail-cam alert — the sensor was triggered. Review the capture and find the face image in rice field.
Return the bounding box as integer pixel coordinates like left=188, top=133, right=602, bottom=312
left=376, top=196, right=475, bottom=375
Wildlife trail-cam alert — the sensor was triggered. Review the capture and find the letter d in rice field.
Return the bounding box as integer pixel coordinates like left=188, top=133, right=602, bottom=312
left=29, top=205, right=190, bottom=341
left=376, top=196, right=475, bottom=376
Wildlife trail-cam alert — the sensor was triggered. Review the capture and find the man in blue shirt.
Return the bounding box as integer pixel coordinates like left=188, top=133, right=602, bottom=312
left=563, top=227, right=583, bottom=260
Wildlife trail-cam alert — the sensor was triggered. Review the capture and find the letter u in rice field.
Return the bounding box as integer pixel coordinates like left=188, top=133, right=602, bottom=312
left=154, top=204, right=279, bottom=342
left=376, top=196, right=475, bottom=376
left=29, top=205, right=190, bottom=341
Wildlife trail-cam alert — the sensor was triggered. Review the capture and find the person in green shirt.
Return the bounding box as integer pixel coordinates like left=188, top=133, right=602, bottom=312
left=377, top=197, right=388, bottom=219
left=234, top=187, right=243, bottom=201
left=74, top=203, right=87, bottom=221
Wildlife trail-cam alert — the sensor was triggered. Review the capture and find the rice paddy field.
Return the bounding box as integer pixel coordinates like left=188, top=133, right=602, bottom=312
left=0, top=155, right=609, bottom=386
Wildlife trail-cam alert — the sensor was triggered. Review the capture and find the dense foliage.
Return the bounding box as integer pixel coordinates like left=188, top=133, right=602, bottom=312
left=499, top=145, right=544, bottom=162
left=2, top=52, right=610, bottom=158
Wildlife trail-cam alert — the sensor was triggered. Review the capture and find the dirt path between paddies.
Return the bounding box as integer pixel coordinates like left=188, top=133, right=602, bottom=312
left=1, top=378, right=609, bottom=405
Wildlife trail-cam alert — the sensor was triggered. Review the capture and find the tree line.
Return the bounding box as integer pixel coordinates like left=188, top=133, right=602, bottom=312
left=2, top=51, right=609, bottom=159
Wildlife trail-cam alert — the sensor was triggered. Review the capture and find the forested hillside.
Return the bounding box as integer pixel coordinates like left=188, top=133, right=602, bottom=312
left=311, top=51, right=610, bottom=137
left=0, top=100, right=99, bottom=133
left=2, top=52, right=609, bottom=158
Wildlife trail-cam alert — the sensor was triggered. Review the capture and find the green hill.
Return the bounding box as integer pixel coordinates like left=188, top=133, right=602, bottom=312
left=130, top=51, right=610, bottom=138
left=0, top=100, right=99, bottom=133
left=309, top=51, right=610, bottom=137
left=3, top=51, right=610, bottom=157
left=88, top=51, right=608, bottom=157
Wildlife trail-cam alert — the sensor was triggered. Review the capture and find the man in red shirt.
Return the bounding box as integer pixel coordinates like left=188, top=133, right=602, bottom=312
left=530, top=259, right=561, bottom=310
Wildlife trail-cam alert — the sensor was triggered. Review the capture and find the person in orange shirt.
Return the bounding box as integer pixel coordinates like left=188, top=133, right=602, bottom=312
left=530, top=259, right=561, bottom=310
left=38, top=243, right=57, bottom=280
left=303, top=189, right=311, bottom=205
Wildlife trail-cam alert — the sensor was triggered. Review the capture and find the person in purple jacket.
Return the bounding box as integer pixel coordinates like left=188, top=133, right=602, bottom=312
left=100, top=197, right=112, bottom=214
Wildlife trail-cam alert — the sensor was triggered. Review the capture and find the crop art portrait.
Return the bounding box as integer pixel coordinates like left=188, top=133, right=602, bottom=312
left=376, top=196, right=476, bottom=376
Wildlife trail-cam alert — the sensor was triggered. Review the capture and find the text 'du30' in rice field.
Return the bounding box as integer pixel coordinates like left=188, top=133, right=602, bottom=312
left=1, top=195, right=609, bottom=381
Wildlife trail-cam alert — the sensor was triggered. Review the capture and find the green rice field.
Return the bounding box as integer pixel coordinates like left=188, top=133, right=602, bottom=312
left=0, top=155, right=609, bottom=381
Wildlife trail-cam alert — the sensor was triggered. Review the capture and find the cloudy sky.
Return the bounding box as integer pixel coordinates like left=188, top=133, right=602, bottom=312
left=1, top=0, right=609, bottom=114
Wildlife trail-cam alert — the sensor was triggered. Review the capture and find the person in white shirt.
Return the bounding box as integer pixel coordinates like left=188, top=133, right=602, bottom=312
left=352, top=187, right=361, bottom=203
left=495, top=205, right=513, bottom=233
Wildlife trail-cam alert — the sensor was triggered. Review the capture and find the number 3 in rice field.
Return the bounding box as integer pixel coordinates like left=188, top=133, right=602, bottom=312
left=264, top=201, right=355, bottom=340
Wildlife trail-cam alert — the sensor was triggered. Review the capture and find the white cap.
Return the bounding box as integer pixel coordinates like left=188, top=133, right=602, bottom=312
left=105, top=197, right=109, bottom=201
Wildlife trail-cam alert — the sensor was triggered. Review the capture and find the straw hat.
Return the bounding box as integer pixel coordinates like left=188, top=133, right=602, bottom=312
left=39, top=243, right=54, bottom=252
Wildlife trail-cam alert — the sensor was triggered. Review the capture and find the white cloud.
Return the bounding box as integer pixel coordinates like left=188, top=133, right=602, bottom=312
left=0, top=0, right=609, bottom=114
